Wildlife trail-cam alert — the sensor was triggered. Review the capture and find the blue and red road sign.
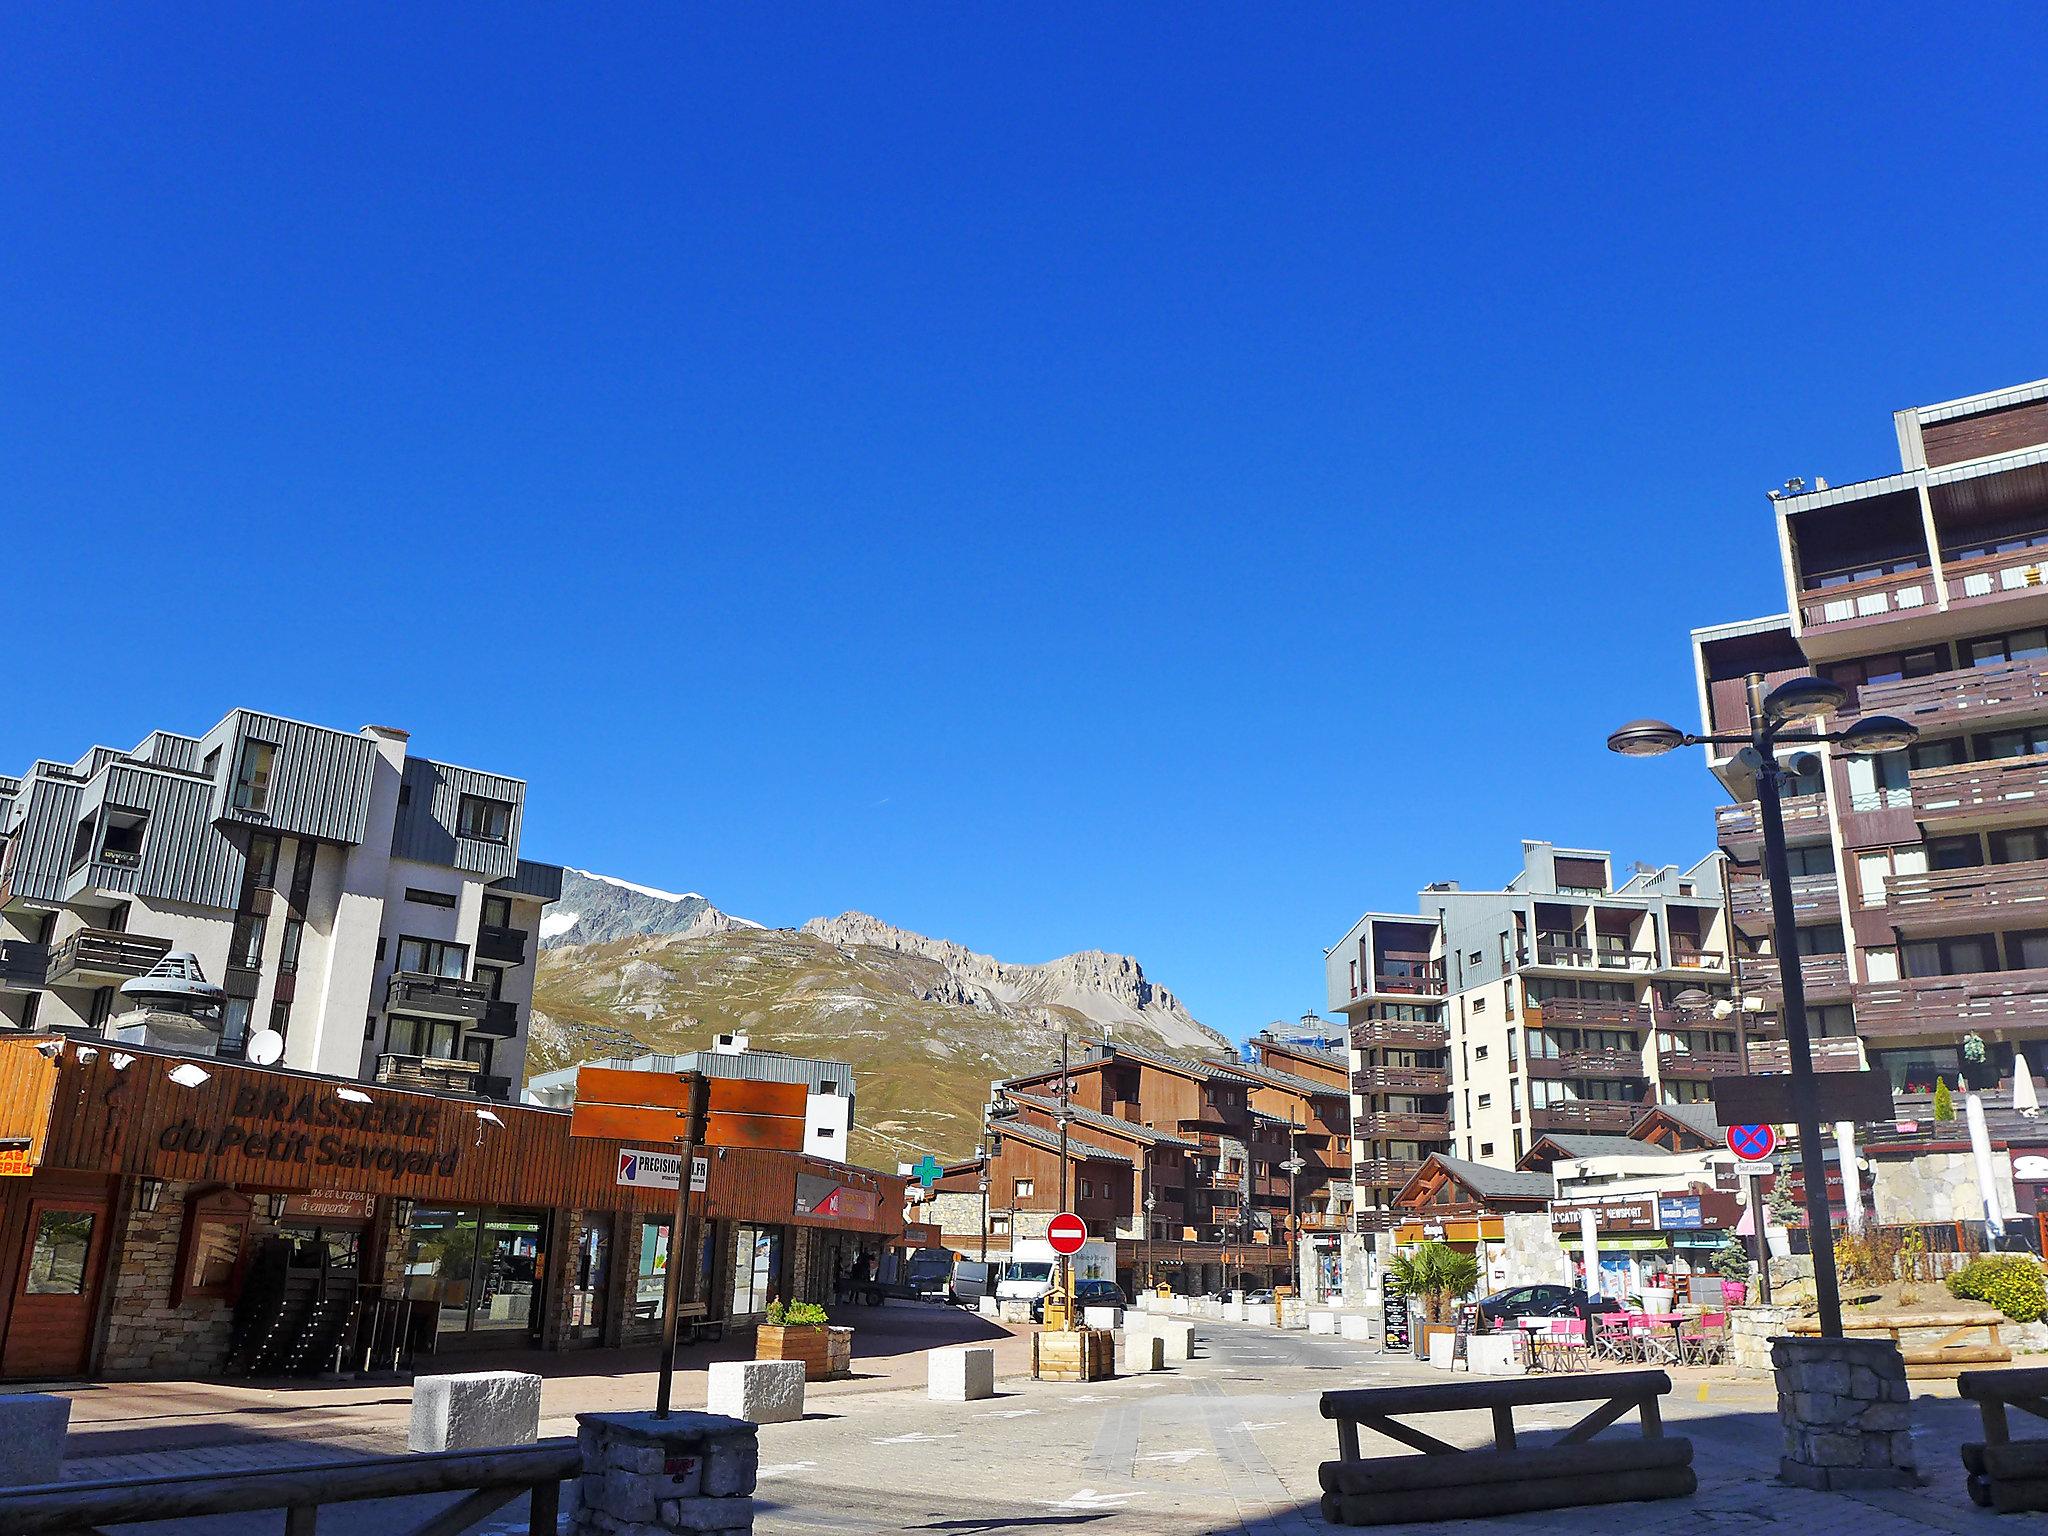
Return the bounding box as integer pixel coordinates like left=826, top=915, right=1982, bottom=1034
left=1727, top=1123, right=1776, bottom=1161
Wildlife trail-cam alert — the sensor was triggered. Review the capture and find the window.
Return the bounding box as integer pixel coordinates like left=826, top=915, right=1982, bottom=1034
left=1472, top=997, right=1487, bottom=1015
left=68, top=817, right=94, bottom=872
left=268, top=1000, right=291, bottom=1042
left=819, top=1079, right=839, bottom=1094
left=482, top=894, right=513, bottom=929
left=387, top=1015, right=459, bottom=1058
left=223, top=997, right=253, bottom=1054
left=1903, top=934, right=1996, bottom=978
left=233, top=739, right=279, bottom=812
left=248, top=834, right=280, bottom=890
left=990, top=1213, right=1011, bottom=1235
left=290, top=839, right=317, bottom=903
left=1476, top=1093, right=1492, bottom=1109
left=23, top=1209, right=96, bottom=1295
left=1467, top=950, right=1481, bottom=966
left=173, top=1190, right=252, bottom=1303
left=1965, top=627, right=2048, bottom=668
left=1784, top=844, right=1836, bottom=877
left=1014, top=1179, right=1035, bottom=1199
left=462, top=1035, right=495, bottom=1072
left=1479, top=1142, right=1494, bottom=1159
left=1992, top=828, right=2048, bottom=865
left=397, top=937, right=468, bottom=978
left=229, top=912, right=267, bottom=970
left=1928, top=835, right=1984, bottom=871
left=279, top=918, right=304, bottom=974
left=99, top=806, right=149, bottom=868
left=1474, top=1045, right=1489, bottom=1061
left=1079, top=1179, right=1092, bottom=1200
left=458, top=795, right=513, bottom=844
left=1985, top=726, right=2048, bottom=761
left=1794, top=925, right=1846, bottom=956
left=405, top=887, right=458, bottom=909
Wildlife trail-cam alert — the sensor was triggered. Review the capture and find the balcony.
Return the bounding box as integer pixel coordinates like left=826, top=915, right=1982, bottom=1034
left=1526, top=1049, right=1647, bottom=1082
left=1528, top=996, right=1652, bottom=1032
left=1795, top=565, right=1937, bottom=635
left=1349, top=1019, right=1449, bottom=1052
left=1746, top=1037, right=1866, bottom=1073
left=1728, top=869, right=1838, bottom=934
left=1355, top=1158, right=1426, bottom=1188
left=1853, top=966, right=2048, bottom=1039
left=475, top=999, right=519, bottom=1038
left=1654, top=1049, right=1744, bottom=1080
left=1527, top=942, right=1657, bottom=973
left=1886, top=859, right=2048, bottom=936
left=476, top=924, right=528, bottom=966
left=375, top=1053, right=484, bottom=1094
left=1665, top=947, right=1727, bottom=973
left=1943, top=544, right=2048, bottom=615
left=384, top=972, right=490, bottom=1022
left=1740, top=951, right=1852, bottom=1004
left=1528, top=1101, right=1644, bottom=1134
left=1366, top=971, right=1445, bottom=998
left=1717, top=794, right=1828, bottom=857
left=1350, top=1065, right=1450, bottom=1095
left=45, top=928, right=172, bottom=988
left=0, top=940, right=48, bottom=994
left=1851, top=653, right=2048, bottom=735
left=1911, top=753, right=2048, bottom=831
left=1357, top=1111, right=1452, bottom=1139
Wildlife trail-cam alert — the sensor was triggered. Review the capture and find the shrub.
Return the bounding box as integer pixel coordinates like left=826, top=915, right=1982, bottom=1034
left=1388, top=1242, right=1480, bottom=1326
left=765, top=1300, right=830, bottom=1326
left=1712, top=1238, right=1751, bottom=1282
left=1934, top=1078, right=1955, bottom=1121
left=1947, top=1255, right=2047, bottom=1323
left=1835, top=1228, right=1903, bottom=1290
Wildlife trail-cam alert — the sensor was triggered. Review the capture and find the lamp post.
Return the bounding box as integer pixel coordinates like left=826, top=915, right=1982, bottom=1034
left=1143, top=1192, right=1157, bottom=1291
left=1608, top=673, right=1916, bottom=1339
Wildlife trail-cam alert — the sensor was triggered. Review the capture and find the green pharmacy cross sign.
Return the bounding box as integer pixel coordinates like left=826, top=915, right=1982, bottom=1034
left=912, top=1154, right=945, bottom=1190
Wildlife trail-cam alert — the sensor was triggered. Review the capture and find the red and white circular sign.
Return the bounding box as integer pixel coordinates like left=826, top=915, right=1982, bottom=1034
left=1047, top=1212, right=1088, bottom=1255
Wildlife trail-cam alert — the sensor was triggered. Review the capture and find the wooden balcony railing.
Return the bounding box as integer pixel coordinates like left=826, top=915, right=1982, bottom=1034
left=1654, top=1049, right=1744, bottom=1079
left=1853, top=653, right=2048, bottom=733
left=1729, top=869, right=1837, bottom=929
left=1796, top=564, right=1936, bottom=630
left=1350, top=1065, right=1450, bottom=1095
left=1366, top=972, right=1446, bottom=997
left=1348, top=1020, right=1449, bottom=1051
left=1528, top=997, right=1652, bottom=1032
left=1886, top=858, right=2048, bottom=934
left=1942, top=543, right=2048, bottom=608
left=1357, top=1111, right=1452, bottom=1139
left=1526, top=1049, right=1647, bottom=1082
left=1354, top=1158, right=1426, bottom=1188
left=1739, top=951, right=1852, bottom=1001
left=1666, top=947, right=1727, bottom=972
left=1910, top=752, right=2048, bottom=829
left=1527, top=1101, right=1644, bottom=1134
left=1853, top=966, right=2048, bottom=1038
left=46, top=928, right=172, bottom=987
left=1716, top=794, right=1828, bottom=850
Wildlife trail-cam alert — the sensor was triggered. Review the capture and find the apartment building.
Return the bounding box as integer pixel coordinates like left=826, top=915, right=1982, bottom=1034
left=0, top=710, right=561, bottom=1098
left=1221, top=1030, right=1353, bottom=1233
left=1693, top=376, right=2048, bottom=1097
left=525, top=1034, right=858, bottom=1159
left=1326, top=840, right=1733, bottom=1229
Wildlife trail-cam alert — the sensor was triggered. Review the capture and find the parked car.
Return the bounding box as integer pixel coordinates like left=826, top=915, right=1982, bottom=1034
left=950, top=1260, right=995, bottom=1306
left=1031, top=1276, right=1129, bottom=1322
left=1244, top=1289, right=1276, bottom=1305
left=1475, top=1283, right=1617, bottom=1328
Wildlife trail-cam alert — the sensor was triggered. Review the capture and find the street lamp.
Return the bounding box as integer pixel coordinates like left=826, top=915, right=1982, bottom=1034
left=1608, top=673, right=1916, bottom=1339
left=1143, top=1192, right=1157, bottom=1292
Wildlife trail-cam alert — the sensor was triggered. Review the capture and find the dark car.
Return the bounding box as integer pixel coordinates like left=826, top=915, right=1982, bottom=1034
left=1474, top=1284, right=1616, bottom=1328
left=1030, top=1277, right=1129, bottom=1322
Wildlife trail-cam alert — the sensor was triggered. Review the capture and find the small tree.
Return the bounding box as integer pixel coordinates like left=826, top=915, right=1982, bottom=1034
left=1387, top=1242, right=1480, bottom=1326
left=1934, top=1077, right=1956, bottom=1122
left=1712, top=1237, right=1751, bottom=1282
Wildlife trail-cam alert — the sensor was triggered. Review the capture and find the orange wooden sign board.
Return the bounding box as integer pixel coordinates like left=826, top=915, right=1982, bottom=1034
left=569, top=1067, right=807, bottom=1152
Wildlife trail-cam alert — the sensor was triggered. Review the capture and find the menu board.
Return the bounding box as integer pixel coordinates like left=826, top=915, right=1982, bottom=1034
left=1452, top=1302, right=1478, bottom=1367
left=1381, top=1272, right=1410, bottom=1353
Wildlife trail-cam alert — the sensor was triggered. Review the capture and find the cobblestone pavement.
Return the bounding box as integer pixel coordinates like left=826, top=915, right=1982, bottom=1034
left=40, top=1307, right=2015, bottom=1533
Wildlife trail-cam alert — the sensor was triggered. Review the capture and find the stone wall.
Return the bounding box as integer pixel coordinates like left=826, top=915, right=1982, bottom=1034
left=1773, top=1335, right=1915, bottom=1490
left=1728, top=1305, right=1798, bottom=1371
left=99, top=1182, right=290, bottom=1379
left=1493, top=1212, right=1572, bottom=1289
left=1869, top=1148, right=2017, bottom=1226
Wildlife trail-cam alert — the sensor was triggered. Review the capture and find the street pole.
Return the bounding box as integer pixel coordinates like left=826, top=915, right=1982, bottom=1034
left=1056, top=1028, right=1071, bottom=1325
left=1748, top=1169, right=1774, bottom=1305
left=655, top=1073, right=710, bottom=1418
left=978, top=1128, right=990, bottom=1266
left=1749, top=673, right=1844, bottom=1339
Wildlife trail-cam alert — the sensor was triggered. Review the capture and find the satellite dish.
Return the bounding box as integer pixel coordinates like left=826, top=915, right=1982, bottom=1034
left=246, top=1030, right=285, bottom=1067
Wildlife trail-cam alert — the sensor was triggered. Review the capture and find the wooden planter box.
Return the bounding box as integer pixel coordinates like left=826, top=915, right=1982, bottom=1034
left=756, top=1323, right=853, bottom=1381
left=1032, top=1326, right=1115, bottom=1382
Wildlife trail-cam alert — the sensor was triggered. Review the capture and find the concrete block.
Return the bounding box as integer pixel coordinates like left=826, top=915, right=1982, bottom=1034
left=1147, top=1319, right=1196, bottom=1361
left=1339, top=1313, right=1374, bottom=1343
left=1245, top=1303, right=1276, bottom=1327
left=976, top=1296, right=999, bottom=1318
left=1126, top=1333, right=1165, bottom=1372
left=1168, top=1295, right=1191, bottom=1314
left=928, top=1345, right=996, bottom=1402
left=1224, top=1298, right=1247, bottom=1323
left=1308, top=1311, right=1338, bottom=1335
left=408, top=1371, right=541, bottom=1453
left=706, top=1360, right=806, bottom=1425
left=997, top=1298, right=1034, bottom=1324
left=1082, top=1305, right=1121, bottom=1330
left=0, top=1394, right=69, bottom=1487
left=1468, top=1335, right=1529, bottom=1376
left=1426, top=1332, right=1457, bottom=1370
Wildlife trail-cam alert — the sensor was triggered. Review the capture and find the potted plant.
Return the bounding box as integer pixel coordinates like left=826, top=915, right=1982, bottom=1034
left=755, top=1300, right=848, bottom=1380
left=1712, top=1237, right=1750, bottom=1306
left=1387, top=1242, right=1479, bottom=1362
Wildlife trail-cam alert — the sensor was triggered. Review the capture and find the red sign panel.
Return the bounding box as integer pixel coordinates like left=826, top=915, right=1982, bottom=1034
left=1727, top=1124, right=1776, bottom=1161
left=1047, top=1211, right=1087, bottom=1255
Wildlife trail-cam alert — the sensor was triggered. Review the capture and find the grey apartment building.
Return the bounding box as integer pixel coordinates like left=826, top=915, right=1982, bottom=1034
left=0, top=710, right=561, bottom=1097
left=1693, top=376, right=2048, bottom=1099
left=1326, top=840, right=1733, bottom=1229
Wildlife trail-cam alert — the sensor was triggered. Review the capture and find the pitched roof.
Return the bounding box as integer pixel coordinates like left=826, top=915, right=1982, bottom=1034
left=1215, top=1059, right=1346, bottom=1098
left=1631, top=1101, right=1721, bottom=1142
left=1101, top=1041, right=1231, bottom=1081
left=988, top=1117, right=1132, bottom=1165
left=1003, top=1092, right=1198, bottom=1149
left=1527, top=1133, right=1674, bottom=1163
left=1262, top=1042, right=1348, bottom=1072
left=1403, top=1153, right=1556, bottom=1205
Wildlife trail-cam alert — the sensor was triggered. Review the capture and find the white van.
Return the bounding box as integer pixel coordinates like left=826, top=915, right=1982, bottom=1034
left=996, top=1237, right=1115, bottom=1306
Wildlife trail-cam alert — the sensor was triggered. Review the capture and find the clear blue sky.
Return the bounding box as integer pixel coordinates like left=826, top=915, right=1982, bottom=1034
left=8, top=9, right=2048, bottom=1041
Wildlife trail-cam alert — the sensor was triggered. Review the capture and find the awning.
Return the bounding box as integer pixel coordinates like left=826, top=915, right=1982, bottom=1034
left=1558, top=1234, right=1668, bottom=1252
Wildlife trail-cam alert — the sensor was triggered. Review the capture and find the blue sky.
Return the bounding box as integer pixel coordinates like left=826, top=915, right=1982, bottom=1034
left=7, top=8, right=2048, bottom=1041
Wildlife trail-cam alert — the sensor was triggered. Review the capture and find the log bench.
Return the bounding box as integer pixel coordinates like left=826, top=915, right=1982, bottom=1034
left=1786, top=1310, right=2010, bottom=1378
left=1960, top=1365, right=2048, bottom=1513
left=1317, top=1369, right=1693, bottom=1526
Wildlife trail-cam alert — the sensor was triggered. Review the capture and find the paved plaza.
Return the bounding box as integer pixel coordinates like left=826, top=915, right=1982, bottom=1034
left=35, top=1304, right=2022, bottom=1534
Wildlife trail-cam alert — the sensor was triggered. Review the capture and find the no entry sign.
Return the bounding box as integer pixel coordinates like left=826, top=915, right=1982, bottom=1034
left=1727, top=1123, right=1777, bottom=1161
left=1047, top=1211, right=1088, bottom=1255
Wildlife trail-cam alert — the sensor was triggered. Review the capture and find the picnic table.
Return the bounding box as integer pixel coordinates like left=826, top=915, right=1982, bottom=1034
left=1786, top=1309, right=2009, bottom=1378
left=1959, top=1365, right=2048, bottom=1512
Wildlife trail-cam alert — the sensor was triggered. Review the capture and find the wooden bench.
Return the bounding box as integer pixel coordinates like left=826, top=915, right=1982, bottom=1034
left=1960, top=1366, right=2048, bottom=1513
left=1786, top=1310, right=2010, bottom=1378
left=674, top=1300, right=724, bottom=1344
left=1317, top=1369, right=1693, bottom=1525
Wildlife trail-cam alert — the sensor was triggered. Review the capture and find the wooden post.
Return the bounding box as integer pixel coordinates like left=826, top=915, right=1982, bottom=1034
left=655, top=1074, right=710, bottom=1419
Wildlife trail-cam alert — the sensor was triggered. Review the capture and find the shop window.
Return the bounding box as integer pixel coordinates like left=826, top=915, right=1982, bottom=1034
left=1014, top=1179, right=1034, bottom=1199
left=730, top=1225, right=782, bottom=1316
left=173, top=1188, right=254, bottom=1304
left=24, top=1209, right=95, bottom=1294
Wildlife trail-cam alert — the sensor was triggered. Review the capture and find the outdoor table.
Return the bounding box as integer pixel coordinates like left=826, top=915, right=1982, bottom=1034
left=1631, top=1311, right=1691, bottom=1364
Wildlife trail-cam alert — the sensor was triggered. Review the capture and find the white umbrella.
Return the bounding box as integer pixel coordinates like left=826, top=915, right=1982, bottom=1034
left=1965, top=1092, right=2007, bottom=1244
left=1579, top=1207, right=1601, bottom=1300
left=2016, top=1052, right=2042, bottom=1118
left=1835, top=1121, right=1864, bottom=1235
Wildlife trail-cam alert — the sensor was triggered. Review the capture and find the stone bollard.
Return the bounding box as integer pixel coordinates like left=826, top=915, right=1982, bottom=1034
left=1125, top=1333, right=1166, bottom=1372
left=1339, top=1313, right=1373, bottom=1343
left=976, top=1295, right=999, bottom=1318
left=997, top=1298, right=1034, bottom=1324
left=1771, top=1336, right=1917, bottom=1490
left=0, top=1395, right=70, bottom=1487
left=929, top=1346, right=996, bottom=1402
left=1245, top=1302, right=1277, bottom=1328
left=1308, top=1311, right=1338, bottom=1336
left=706, top=1361, right=806, bottom=1426
left=408, top=1371, right=541, bottom=1452
left=1146, top=1319, right=1196, bottom=1361
left=572, top=1410, right=757, bottom=1536
left=1082, top=1305, right=1121, bottom=1331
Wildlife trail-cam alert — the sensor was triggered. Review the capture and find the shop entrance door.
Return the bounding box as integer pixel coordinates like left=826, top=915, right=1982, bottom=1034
left=568, top=1220, right=610, bottom=1342
left=4, top=1196, right=111, bottom=1377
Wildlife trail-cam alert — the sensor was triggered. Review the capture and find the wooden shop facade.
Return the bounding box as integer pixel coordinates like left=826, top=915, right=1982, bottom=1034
left=0, top=1037, right=906, bottom=1382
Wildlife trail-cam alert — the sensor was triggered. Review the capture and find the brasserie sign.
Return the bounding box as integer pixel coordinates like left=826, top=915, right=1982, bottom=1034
left=155, top=1082, right=462, bottom=1178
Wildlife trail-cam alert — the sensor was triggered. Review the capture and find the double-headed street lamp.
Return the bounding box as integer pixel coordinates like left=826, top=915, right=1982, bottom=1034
left=1608, top=673, right=1917, bottom=1339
